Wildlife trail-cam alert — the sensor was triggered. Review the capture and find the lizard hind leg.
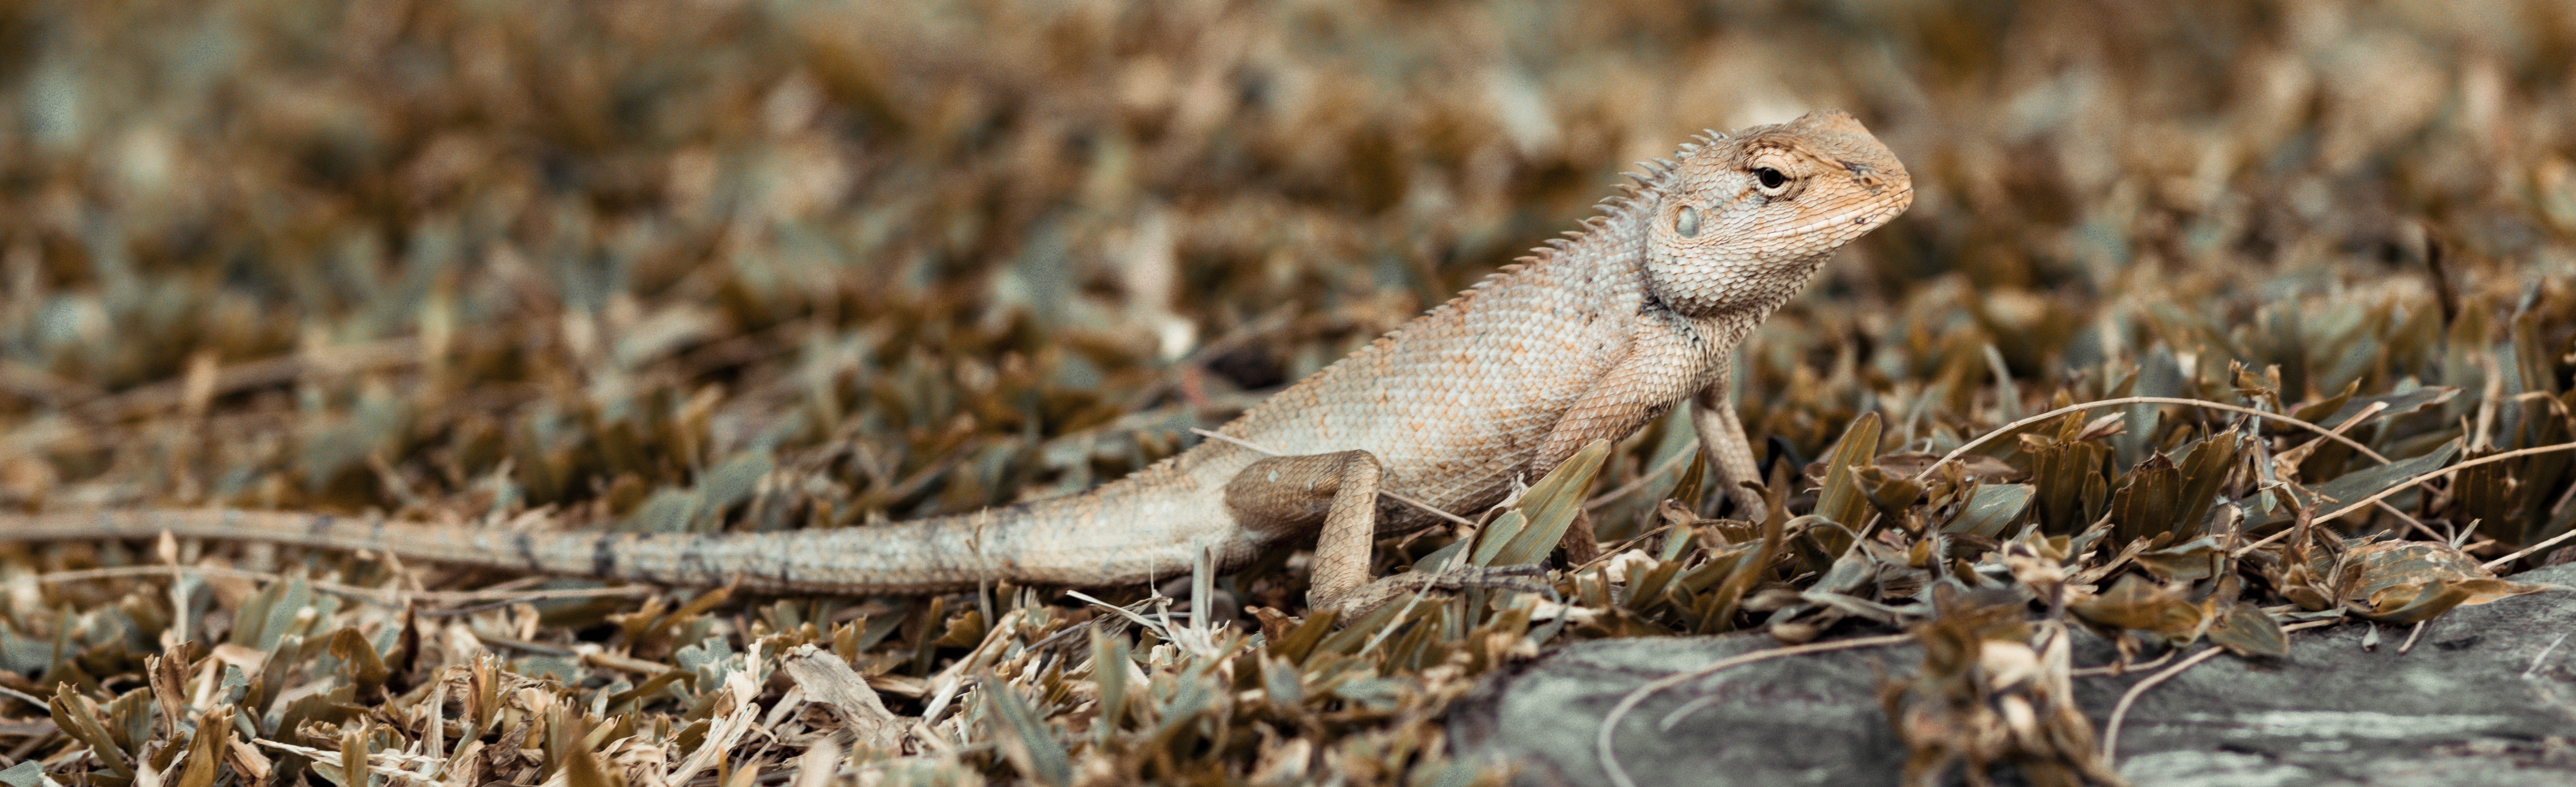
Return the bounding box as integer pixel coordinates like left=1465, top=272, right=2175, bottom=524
left=1221, top=450, right=1388, bottom=614
left=1222, top=450, right=1549, bottom=620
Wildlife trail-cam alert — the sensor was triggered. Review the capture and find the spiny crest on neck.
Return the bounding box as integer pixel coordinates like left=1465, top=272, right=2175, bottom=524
left=1403, top=130, right=1733, bottom=320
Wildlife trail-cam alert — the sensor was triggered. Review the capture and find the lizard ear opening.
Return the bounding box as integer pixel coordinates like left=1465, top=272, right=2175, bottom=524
left=1675, top=205, right=1700, bottom=237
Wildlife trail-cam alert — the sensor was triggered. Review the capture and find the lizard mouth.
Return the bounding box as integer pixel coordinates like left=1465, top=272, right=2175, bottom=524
left=1744, top=184, right=1914, bottom=242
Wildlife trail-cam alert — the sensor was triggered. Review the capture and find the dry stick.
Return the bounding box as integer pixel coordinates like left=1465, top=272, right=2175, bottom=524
left=2233, top=442, right=2576, bottom=558
left=2259, top=404, right=2436, bottom=551
left=2298, top=404, right=2432, bottom=537
left=1916, top=397, right=2396, bottom=480
left=2472, top=354, right=2504, bottom=452
left=2099, top=617, right=2345, bottom=767
left=2272, top=401, right=2388, bottom=468
left=1915, top=395, right=2426, bottom=527
left=1584, top=438, right=1701, bottom=511
left=2099, top=646, right=2225, bottom=766
left=2527, top=633, right=2570, bottom=678
left=1595, top=633, right=1914, bottom=787
left=2069, top=647, right=2177, bottom=678
left=1188, top=428, right=1478, bottom=527
left=2280, top=401, right=2438, bottom=537
left=2480, top=522, right=2576, bottom=571
left=1575, top=523, right=1684, bottom=572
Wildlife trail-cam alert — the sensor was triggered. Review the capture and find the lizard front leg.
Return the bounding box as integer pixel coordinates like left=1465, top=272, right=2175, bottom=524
left=1693, top=351, right=1770, bottom=514
left=1522, top=316, right=1731, bottom=564
left=1223, top=450, right=1536, bottom=619
left=1534, top=314, right=1727, bottom=480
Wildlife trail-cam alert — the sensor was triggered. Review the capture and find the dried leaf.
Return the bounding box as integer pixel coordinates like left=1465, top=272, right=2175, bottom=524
left=2207, top=603, right=2289, bottom=657
left=2108, top=453, right=2181, bottom=545
left=1815, top=413, right=1884, bottom=529
left=2132, top=537, right=2224, bottom=583
left=779, top=645, right=902, bottom=752
left=2336, top=541, right=2547, bottom=622
left=2069, top=575, right=2202, bottom=640
left=1468, top=511, right=1528, bottom=567
left=979, top=668, right=1072, bottom=787
left=1948, top=484, right=2033, bottom=538
left=1488, top=440, right=1611, bottom=566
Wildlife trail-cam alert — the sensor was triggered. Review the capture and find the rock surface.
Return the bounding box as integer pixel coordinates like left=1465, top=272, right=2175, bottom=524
left=1450, top=565, right=2576, bottom=786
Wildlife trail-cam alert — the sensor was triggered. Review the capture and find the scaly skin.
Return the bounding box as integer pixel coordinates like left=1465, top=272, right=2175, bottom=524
left=0, top=110, right=1911, bottom=615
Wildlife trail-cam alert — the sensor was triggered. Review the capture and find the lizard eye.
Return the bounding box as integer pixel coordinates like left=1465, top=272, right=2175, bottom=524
left=1675, top=205, right=1699, bottom=237
left=1753, top=167, right=1789, bottom=191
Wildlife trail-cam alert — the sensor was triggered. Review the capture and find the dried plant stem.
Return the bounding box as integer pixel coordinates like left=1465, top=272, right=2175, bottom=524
left=2099, top=646, right=2225, bottom=767
left=2069, top=648, right=2177, bottom=678
left=2290, top=402, right=2436, bottom=537
left=1595, top=633, right=1913, bottom=787
left=2273, top=401, right=2387, bottom=468
left=1920, top=395, right=2429, bottom=529
left=1914, top=396, right=2394, bottom=481
left=2233, top=442, right=2576, bottom=557
left=1584, top=439, right=1701, bottom=510
left=2479, top=521, right=2576, bottom=571
left=2527, top=633, right=2571, bottom=678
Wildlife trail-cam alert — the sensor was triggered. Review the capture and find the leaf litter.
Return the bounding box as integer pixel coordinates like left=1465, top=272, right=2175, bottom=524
left=2, top=1, right=2575, bottom=786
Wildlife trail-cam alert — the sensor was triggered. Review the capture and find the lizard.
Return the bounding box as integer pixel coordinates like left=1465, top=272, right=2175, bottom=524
left=0, top=109, right=1911, bottom=617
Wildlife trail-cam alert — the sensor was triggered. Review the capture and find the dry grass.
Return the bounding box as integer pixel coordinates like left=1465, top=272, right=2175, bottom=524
left=2, top=0, right=2574, bottom=785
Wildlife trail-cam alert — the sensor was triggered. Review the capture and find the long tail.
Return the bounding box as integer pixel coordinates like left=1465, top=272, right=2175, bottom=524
left=0, top=494, right=1227, bottom=594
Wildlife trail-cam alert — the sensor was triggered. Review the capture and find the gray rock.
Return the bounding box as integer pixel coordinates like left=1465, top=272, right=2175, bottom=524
left=1450, top=565, right=2576, bottom=787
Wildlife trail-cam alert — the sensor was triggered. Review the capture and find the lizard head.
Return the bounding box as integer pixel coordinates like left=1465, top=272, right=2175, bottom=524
left=1642, top=109, right=1912, bottom=318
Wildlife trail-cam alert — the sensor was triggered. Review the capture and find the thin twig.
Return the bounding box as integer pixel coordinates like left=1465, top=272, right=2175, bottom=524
left=2069, top=648, right=2177, bottom=678
left=2281, top=401, right=2433, bottom=532
left=2236, top=442, right=2576, bottom=557
left=1355, top=584, right=1433, bottom=659
left=1574, top=523, right=1683, bottom=572
left=2100, top=646, right=2225, bottom=767
left=1596, top=633, right=1913, bottom=787
left=2273, top=401, right=2388, bottom=468
left=2481, top=522, right=2576, bottom=571
left=2283, top=618, right=2343, bottom=633
left=2527, top=633, right=2570, bottom=678
left=472, top=630, right=575, bottom=656
left=1190, top=428, right=1478, bottom=527
left=1925, top=396, right=2431, bottom=532
left=1914, top=396, right=2395, bottom=481
left=1584, top=439, right=1700, bottom=511
left=1063, top=590, right=1163, bottom=632
left=2473, top=354, right=2503, bottom=451
left=1357, top=546, right=1465, bottom=658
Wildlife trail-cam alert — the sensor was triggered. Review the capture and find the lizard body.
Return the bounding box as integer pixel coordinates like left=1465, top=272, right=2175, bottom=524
left=1, top=110, right=1911, bottom=614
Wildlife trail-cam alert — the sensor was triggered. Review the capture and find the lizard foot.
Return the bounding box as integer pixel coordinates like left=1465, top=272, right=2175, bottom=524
left=1326, top=563, right=1553, bottom=620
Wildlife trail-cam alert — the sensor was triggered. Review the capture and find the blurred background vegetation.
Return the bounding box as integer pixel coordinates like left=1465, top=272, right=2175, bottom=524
left=2, top=1, right=2575, bottom=784
left=0, top=0, right=2569, bottom=526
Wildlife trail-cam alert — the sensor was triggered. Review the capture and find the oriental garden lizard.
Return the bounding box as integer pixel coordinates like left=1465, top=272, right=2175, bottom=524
left=0, top=110, right=1911, bottom=617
